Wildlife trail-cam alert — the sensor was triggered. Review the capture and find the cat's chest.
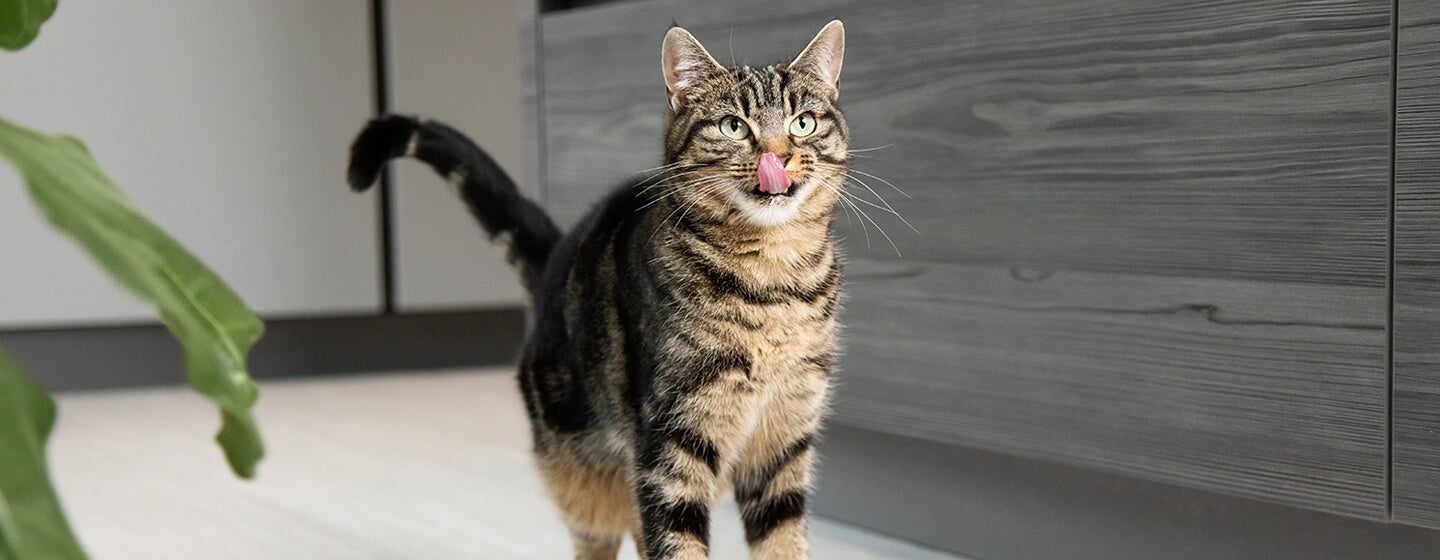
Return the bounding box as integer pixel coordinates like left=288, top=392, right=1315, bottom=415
left=723, top=302, right=836, bottom=380
left=660, top=236, right=840, bottom=379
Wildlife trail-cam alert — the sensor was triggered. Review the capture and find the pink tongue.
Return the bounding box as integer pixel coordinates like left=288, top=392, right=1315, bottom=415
left=757, top=152, right=792, bottom=195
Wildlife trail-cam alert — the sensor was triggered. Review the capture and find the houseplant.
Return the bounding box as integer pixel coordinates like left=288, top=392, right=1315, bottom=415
left=0, top=1, right=267, bottom=558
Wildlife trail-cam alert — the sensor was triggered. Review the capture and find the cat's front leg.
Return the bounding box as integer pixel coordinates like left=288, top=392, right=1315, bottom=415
left=732, top=371, right=828, bottom=560
left=634, top=406, right=723, bottom=560
left=733, top=434, right=815, bottom=560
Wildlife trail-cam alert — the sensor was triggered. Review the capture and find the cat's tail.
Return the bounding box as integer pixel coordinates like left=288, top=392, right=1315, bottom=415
left=347, top=114, right=560, bottom=293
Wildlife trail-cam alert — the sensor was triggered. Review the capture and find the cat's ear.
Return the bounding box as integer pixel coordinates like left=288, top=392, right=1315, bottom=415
left=662, top=26, right=724, bottom=111
left=789, top=20, right=845, bottom=97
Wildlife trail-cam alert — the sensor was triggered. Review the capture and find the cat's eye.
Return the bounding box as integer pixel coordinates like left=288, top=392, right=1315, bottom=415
left=718, top=116, right=750, bottom=140
left=789, top=112, right=818, bottom=137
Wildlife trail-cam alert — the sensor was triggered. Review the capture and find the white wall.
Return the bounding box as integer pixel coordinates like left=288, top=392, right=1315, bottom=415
left=0, top=1, right=381, bottom=327
left=385, top=0, right=532, bottom=311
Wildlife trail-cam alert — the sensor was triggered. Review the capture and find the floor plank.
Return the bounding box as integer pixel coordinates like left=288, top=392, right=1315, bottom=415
left=47, top=369, right=963, bottom=559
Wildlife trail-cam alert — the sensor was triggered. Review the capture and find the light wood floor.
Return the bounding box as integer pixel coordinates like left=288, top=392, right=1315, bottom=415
left=47, top=368, right=964, bottom=559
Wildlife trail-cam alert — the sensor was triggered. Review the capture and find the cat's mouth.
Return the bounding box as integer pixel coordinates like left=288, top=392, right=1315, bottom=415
left=733, top=179, right=809, bottom=227
left=751, top=181, right=799, bottom=199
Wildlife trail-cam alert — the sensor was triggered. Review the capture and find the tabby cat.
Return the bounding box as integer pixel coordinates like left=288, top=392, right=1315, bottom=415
left=347, top=20, right=849, bottom=560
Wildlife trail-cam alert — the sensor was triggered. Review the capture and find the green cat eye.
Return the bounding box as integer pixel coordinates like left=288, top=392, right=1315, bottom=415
left=789, top=112, right=818, bottom=137
left=719, top=116, right=750, bottom=140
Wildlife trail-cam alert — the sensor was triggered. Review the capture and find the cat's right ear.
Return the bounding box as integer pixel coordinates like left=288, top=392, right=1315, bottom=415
left=662, top=26, right=723, bottom=112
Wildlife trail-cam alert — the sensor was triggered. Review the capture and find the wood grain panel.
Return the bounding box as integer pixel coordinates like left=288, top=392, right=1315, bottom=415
left=541, top=0, right=1391, bottom=286
left=537, top=0, right=1392, bottom=517
left=838, top=258, right=1384, bottom=515
left=1393, top=0, right=1440, bottom=529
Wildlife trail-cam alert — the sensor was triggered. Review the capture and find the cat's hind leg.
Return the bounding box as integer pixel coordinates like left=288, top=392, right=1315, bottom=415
left=570, top=531, right=623, bottom=560
left=537, top=447, right=636, bottom=560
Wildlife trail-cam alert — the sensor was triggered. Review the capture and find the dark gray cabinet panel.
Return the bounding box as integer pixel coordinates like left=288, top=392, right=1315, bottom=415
left=538, top=0, right=1391, bottom=517
left=1393, top=0, right=1440, bottom=530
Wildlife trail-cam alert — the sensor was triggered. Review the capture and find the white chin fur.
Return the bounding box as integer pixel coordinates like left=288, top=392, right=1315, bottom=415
left=732, top=187, right=808, bottom=227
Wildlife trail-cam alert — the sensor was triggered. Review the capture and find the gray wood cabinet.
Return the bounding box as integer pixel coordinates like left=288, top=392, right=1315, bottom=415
left=530, top=0, right=1440, bottom=528
left=1394, top=0, right=1440, bottom=529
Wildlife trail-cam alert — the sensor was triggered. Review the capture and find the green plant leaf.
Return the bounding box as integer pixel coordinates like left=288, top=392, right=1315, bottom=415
left=0, top=116, right=265, bottom=478
left=0, top=0, right=58, bottom=51
left=0, top=348, right=87, bottom=560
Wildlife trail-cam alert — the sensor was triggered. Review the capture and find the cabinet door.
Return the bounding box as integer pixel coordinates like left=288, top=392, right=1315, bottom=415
left=539, top=0, right=1391, bottom=517
left=0, top=1, right=380, bottom=327
left=386, top=0, right=533, bottom=311
left=1394, top=0, right=1440, bottom=530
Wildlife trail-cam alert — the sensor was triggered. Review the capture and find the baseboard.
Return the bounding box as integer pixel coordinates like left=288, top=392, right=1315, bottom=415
left=812, top=424, right=1440, bottom=560
left=0, top=308, right=527, bottom=391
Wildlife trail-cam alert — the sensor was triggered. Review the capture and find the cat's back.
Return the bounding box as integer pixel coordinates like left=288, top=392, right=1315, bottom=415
left=535, top=181, right=653, bottom=305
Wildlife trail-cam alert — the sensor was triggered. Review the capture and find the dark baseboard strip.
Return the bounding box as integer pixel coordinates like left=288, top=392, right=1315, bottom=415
left=813, top=424, right=1440, bottom=560
left=0, top=308, right=526, bottom=392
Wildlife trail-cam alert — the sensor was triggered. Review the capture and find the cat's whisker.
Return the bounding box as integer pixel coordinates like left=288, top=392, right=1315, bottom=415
left=635, top=172, right=723, bottom=202
left=847, top=168, right=913, bottom=199
left=673, top=181, right=734, bottom=231
left=636, top=188, right=686, bottom=212
left=630, top=165, right=702, bottom=191
left=818, top=178, right=871, bottom=251
left=635, top=168, right=709, bottom=194
left=649, top=179, right=731, bottom=241
left=844, top=188, right=907, bottom=217
left=636, top=190, right=683, bottom=212
left=847, top=144, right=895, bottom=153
left=631, top=160, right=697, bottom=175
left=632, top=166, right=695, bottom=189
left=820, top=176, right=902, bottom=257
left=832, top=186, right=856, bottom=227
left=637, top=176, right=728, bottom=214
left=644, top=167, right=712, bottom=187
left=663, top=197, right=708, bottom=238
left=839, top=193, right=873, bottom=252
left=637, top=173, right=728, bottom=203
left=841, top=173, right=920, bottom=234
left=826, top=184, right=858, bottom=228
left=842, top=192, right=902, bottom=257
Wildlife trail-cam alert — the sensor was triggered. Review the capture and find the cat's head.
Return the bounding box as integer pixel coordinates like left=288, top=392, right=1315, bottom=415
left=658, top=21, right=848, bottom=229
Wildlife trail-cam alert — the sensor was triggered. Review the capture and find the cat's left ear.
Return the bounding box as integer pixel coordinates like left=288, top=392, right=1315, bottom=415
left=789, top=20, right=845, bottom=97
left=662, top=26, right=724, bottom=112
